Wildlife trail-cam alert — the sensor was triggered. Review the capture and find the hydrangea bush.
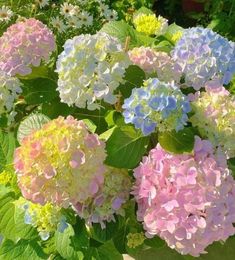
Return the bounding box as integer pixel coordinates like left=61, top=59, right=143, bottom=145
left=0, top=2, right=235, bottom=260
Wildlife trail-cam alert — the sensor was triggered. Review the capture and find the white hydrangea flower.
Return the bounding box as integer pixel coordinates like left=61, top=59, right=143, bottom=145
left=51, top=16, right=67, bottom=33
left=0, top=6, right=13, bottom=23
left=0, top=70, right=22, bottom=115
left=56, top=32, right=131, bottom=110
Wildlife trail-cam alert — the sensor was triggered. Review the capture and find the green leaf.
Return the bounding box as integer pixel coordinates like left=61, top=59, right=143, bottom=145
left=17, top=113, right=50, bottom=144
left=101, top=21, right=137, bottom=48
left=228, top=158, right=235, bottom=177
left=0, top=130, right=15, bottom=172
left=158, top=128, right=195, bottom=154
left=134, top=7, right=154, bottom=16
left=17, top=66, right=50, bottom=80
left=144, top=237, right=165, bottom=249
left=0, top=239, right=47, bottom=260
left=0, top=193, right=37, bottom=241
left=105, top=125, right=149, bottom=169
left=164, top=23, right=184, bottom=43
left=55, top=224, right=83, bottom=260
left=119, top=65, right=146, bottom=99
left=135, top=31, right=155, bottom=47
left=83, top=119, right=97, bottom=133
left=21, top=78, right=58, bottom=105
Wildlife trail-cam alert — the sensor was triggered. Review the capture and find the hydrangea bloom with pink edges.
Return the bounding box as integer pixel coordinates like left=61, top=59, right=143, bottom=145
left=14, top=116, right=106, bottom=208
left=190, top=81, right=235, bottom=158
left=0, top=18, right=56, bottom=76
left=132, top=136, right=235, bottom=256
left=128, top=47, right=181, bottom=82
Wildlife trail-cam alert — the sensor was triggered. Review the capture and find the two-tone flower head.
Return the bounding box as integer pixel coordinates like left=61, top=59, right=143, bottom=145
left=132, top=136, right=235, bottom=256
left=128, top=47, right=181, bottom=82
left=0, top=70, right=22, bottom=115
left=122, top=78, right=191, bottom=136
left=172, top=27, right=235, bottom=90
left=16, top=197, right=68, bottom=241
left=0, top=18, right=56, bottom=76
left=73, top=167, right=131, bottom=228
left=133, top=13, right=168, bottom=36
left=56, top=32, right=131, bottom=110
left=190, top=81, right=235, bottom=158
left=14, top=116, right=107, bottom=208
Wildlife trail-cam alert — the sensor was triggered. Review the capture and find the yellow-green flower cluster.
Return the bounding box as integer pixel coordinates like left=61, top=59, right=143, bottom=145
left=14, top=116, right=107, bottom=208
left=133, top=13, right=168, bottom=36
left=16, top=197, right=67, bottom=241
left=127, top=232, right=145, bottom=248
left=73, top=167, right=131, bottom=228
left=190, top=84, right=235, bottom=158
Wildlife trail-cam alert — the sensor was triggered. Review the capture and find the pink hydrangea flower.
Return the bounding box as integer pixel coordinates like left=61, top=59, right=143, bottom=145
left=128, top=47, right=181, bottom=82
left=14, top=116, right=106, bottom=208
left=132, top=136, right=235, bottom=256
left=0, top=18, right=56, bottom=76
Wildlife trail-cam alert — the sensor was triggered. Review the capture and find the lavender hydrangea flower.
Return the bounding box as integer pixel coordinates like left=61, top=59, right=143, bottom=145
left=122, top=78, right=191, bottom=136
left=172, top=27, right=235, bottom=90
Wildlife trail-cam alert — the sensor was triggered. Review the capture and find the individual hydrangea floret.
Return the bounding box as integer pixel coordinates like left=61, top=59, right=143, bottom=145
left=133, top=13, right=168, bottom=36
left=14, top=116, right=107, bottom=208
left=122, top=78, right=191, bottom=136
left=128, top=47, right=181, bottom=82
left=0, top=70, right=22, bottom=115
left=172, top=27, right=235, bottom=90
left=0, top=18, right=56, bottom=76
left=15, top=197, right=67, bottom=241
left=132, top=136, right=235, bottom=256
left=190, top=81, right=235, bottom=158
left=73, top=167, right=131, bottom=228
left=56, top=32, right=131, bottom=110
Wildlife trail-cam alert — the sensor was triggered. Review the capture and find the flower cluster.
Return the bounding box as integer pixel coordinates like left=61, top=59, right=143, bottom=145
left=0, top=18, right=56, bottom=76
left=133, top=13, right=168, bottom=36
left=56, top=32, right=131, bottom=110
left=132, top=136, right=235, bottom=256
left=172, top=27, right=235, bottom=90
left=16, top=197, right=67, bottom=241
left=128, top=47, right=181, bottom=82
left=190, top=82, right=235, bottom=158
left=0, top=70, right=22, bottom=115
left=14, top=116, right=107, bottom=208
left=122, top=78, right=191, bottom=135
left=73, top=167, right=131, bottom=228
left=127, top=232, right=146, bottom=248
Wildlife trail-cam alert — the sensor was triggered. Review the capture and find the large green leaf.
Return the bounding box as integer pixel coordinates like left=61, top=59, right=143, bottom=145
left=0, top=130, right=15, bottom=172
left=21, top=78, right=58, bottom=105
left=105, top=125, right=149, bottom=169
left=0, top=193, right=37, bottom=241
left=0, top=239, right=47, bottom=260
left=158, top=128, right=195, bottom=154
left=55, top=224, right=83, bottom=260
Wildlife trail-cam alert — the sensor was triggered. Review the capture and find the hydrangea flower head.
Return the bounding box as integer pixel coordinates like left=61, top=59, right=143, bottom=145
left=133, top=13, right=168, bottom=36
left=127, top=232, right=145, bottom=248
left=133, top=136, right=235, bottom=256
left=128, top=47, right=181, bottom=82
left=56, top=32, right=131, bottom=110
left=73, top=167, right=131, bottom=228
left=122, top=78, right=191, bottom=136
left=16, top=197, right=67, bottom=241
left=172, top=27, right=235, bottom=90
left=0, top=70, right=22, bottom=115
left=14, top=116, right=106, bottom=208
left=191, top=81, right=235, bottom=158
left=0, top=18, right=56, bottom=76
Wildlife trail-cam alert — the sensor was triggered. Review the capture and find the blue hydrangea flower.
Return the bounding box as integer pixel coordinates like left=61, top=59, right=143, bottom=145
left=122, top=78, right=191, bottom=135
left=172, top=27, right=235, bottom=90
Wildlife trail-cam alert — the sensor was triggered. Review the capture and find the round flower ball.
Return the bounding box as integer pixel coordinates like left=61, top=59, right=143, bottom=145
left=172, top=27, right=235, bottom=90
left=132, top=136, right=235, bottom=256
left=122, top=78, right=191, bottom=136
left=56, top=32, right=131, bottom=110
left=133, top=13, right=168, bottom=36
left=190, top=81, right=235, bottom=158
left=73, top=167, right=131, bottom=228
left=128, top=47, right=181, bottom=82
left=0, top=18, right=56, bottom=76
left=0, top=70, right=22, bottom=115
left=14, top=116, right=107, bottom=208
